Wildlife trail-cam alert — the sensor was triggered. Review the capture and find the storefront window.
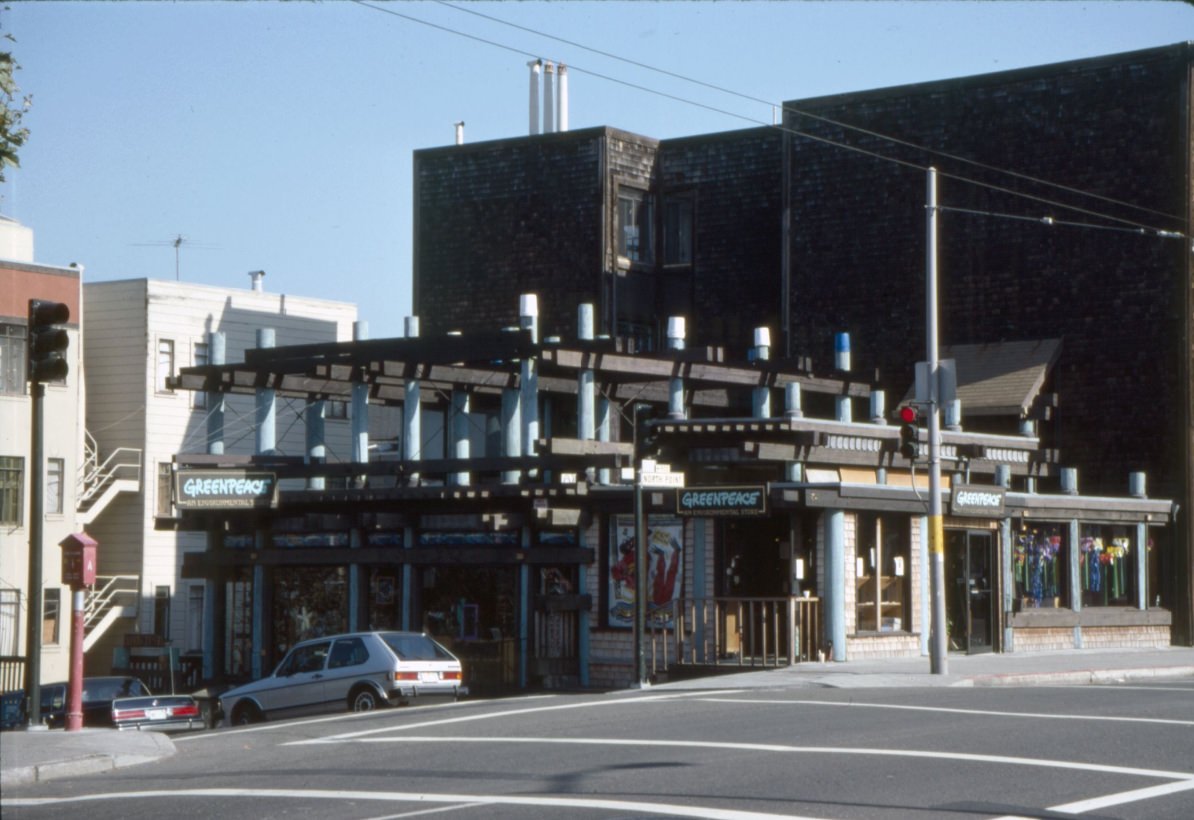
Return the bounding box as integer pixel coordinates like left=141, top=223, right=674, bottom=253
left=1015, top=525, right=1067, bottom=608
left=1079, top=526, right=1134, bottom=607
left=854, top=513, right=909, bottom=632
left=273, top=567, right=349, bottom=652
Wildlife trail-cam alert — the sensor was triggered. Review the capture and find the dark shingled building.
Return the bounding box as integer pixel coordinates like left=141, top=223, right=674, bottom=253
left=414, top=43, right=1193, bottom=644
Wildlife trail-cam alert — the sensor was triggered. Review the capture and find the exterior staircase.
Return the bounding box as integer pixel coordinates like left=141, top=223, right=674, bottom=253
left=83, top=575, right=140, bottom=653
left=77, top=430, right=141, bottom=525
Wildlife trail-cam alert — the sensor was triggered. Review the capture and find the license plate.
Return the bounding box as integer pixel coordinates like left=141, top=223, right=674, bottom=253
left=146, top=708, right=167, bottom=720
left=418, top=672, right=440, bottom=682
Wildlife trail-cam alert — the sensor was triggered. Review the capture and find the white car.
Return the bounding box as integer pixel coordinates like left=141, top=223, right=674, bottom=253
left=218, top=631, right=466, bottom=726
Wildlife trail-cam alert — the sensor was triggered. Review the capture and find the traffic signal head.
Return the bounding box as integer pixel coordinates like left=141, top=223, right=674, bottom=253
left=898, top=405, right=919, bottom=460
left=27, top=299, right=71, bottom=383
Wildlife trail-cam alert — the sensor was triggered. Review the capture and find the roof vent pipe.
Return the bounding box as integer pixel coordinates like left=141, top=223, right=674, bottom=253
left=454, top=121, right=465, bottom=145
left=528, top=60, right=541, bottom=135
left=557, top=64, right=568, bottom=132
left=249, top=270, right=265, bottom=292
left=542, top=61, right=555, bottom=134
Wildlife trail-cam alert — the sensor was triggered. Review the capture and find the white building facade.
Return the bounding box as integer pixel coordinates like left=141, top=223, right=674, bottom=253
left=81, top=277, right=357, bottom=680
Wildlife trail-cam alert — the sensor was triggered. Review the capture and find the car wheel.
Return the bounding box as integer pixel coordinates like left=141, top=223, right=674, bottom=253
left=232, top=703, right=262, bottom=726
left=350, top=687, right=381, bottom=713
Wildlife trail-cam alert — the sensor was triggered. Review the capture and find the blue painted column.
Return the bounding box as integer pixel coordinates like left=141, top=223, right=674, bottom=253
left=576, top=305, right=595, bottom=687
left=597, top=395, right=611, bottom=486
left=519, top=527, right=531, bottom=689
left=305, top=399, right=326, bottom=490
left=403, top=316, right=421, bottom=486
left=825, top=510, right=846, bottom=661
left=1001, top=516, right=1014, bottom=652
left=520, top=295, right=540, bottom=468
left=203, top=331, right=225, bottom=680
left=667, top=317, right=686, bottom=419
left=1130, top=472, right=1149, bottom=609
left=1069, top=518, right=1082, bottom=648
left=450, top=388, right=470, bottom=485
left=834, top=332, right=852, bottom=422
left=501, top=386, right=521, bottom=485
left=402, top=317, right=421, bottom=629
left=252, top=328, right=275, bottom=680
left=351, top=320, right=369, bottom=473
left=751, top=327, right=771, bottom=418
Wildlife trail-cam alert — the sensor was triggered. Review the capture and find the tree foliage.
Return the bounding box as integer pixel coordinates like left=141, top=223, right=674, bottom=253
left=0, top=10, right=30, bottom=184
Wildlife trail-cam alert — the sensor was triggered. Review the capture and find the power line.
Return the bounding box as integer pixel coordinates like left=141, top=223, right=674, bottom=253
left=351, top=0, right=1183, bottom=238
left=431, top=0, right=1185, bottom=227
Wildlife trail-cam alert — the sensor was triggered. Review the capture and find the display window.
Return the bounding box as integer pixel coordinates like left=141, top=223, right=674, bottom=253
left=1079, top=526, right=1134, bottom=607
left=854, top=513, right=909, bottom=632
left=272, top=567, right=350, bottom=651
left=1014, top=525, right=1067, bottom=608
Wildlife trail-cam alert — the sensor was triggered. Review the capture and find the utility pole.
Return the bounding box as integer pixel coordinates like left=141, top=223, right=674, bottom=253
left=926, top=168, right=948, bottom=675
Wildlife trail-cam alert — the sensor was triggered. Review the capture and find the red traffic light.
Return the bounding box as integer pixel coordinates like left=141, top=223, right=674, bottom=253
left=898, top=405, right=919, bottom=424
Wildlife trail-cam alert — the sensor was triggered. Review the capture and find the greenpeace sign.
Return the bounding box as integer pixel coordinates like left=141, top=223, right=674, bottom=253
left=676, top=486, right=767, bottom=517
left=175, top=470, right=277, bottom=510
left=951, top=484, right=1006, bottom=517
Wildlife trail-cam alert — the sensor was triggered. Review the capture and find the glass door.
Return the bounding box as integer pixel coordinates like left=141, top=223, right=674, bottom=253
left=946, top=530, right=994, bottom=654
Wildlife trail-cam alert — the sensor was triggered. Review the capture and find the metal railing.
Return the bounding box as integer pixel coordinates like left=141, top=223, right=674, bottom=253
left=647, top=595, right=822, bottom=677
left=0, top=655, right=25, bottom=692
left=84, top=575, right=140, bottom=630
left=77, top=430, right=142, bottom=508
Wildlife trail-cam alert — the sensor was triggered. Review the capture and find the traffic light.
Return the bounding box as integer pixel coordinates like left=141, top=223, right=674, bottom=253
left=27, top=299, right=71, bottom=383
left=898, top=405, right=919, bottom=460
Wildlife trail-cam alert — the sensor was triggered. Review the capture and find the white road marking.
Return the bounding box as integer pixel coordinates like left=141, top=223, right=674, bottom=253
left=359, top=800, right=494, bottom=820
left=337, top=735, right=1194, bottom=781
left=694, top=697, right=1194, bottom=726
left=286, top=689, right=743, bottom=745
left=0, top=787, right=823, bottom=819
left=1048, top=778, right=1194, bottom=814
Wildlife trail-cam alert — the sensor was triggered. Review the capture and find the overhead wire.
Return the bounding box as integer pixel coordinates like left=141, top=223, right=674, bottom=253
left=350, top=0, right=1184, bottom=238
left=431, top=0, right=1185, bottom=228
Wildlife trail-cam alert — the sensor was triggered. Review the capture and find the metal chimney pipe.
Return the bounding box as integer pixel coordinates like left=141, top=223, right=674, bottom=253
left=557, top=64, right=568, bottom=131
left=454, top=121, right=465, bottom=145
left=542, top=61, right=555, bottom=134
left=248, top=270, right=265, bottom=292
left=528, top=60, right=541, bottom=135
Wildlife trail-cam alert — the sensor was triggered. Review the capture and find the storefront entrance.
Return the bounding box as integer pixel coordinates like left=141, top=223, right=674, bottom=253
left=946, top=530, right=994, bottom=654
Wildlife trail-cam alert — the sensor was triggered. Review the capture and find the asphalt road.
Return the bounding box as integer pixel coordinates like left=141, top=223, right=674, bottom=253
left=3, top=680, right=1192, bottom=820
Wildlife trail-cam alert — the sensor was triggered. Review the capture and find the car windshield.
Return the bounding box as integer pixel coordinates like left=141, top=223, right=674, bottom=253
left=381, top=633, right=454, bottom=661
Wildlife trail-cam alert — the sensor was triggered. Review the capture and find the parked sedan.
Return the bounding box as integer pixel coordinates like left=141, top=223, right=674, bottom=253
left=0, top=676, right=150, bottom=729
left=111, top=693, right=205, bottom=732
left=219, top=631, right=466, bottom=726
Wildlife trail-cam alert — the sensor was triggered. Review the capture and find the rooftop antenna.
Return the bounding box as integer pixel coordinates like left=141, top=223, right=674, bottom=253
left=132, top=234, right=219, bottom=281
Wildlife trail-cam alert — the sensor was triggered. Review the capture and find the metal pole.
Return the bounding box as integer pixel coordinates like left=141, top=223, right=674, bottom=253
left=927, top=167, right=948, bottom=675
left=634, top=455, right=648, bottom=687
left=24, top=381, right=45, bottom=728
left=66, top=588, right=85, bottom=730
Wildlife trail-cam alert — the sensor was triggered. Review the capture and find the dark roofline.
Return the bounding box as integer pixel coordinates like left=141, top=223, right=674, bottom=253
left=786, top=41, right=1193, bottom=110
left=414, top=125, right=658, bottom=158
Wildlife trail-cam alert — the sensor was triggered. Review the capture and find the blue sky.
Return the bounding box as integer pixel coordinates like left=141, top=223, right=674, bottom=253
left=4, top=1, right=1191, bottom=338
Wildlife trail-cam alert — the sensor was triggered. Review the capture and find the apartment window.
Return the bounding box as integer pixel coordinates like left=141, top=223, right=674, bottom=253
left=663, top=197, right=694, bottom=266
left=156, top=339, right=175, bottom=393
left=0, top=324, right=27, bottom=395
left=156, top=462, right=174, bottom=516
left=42, top=588, right=60, bottom=645
left=46, top=457, right=64, bottom=515
left=186, top=584, right=204, bottom=653
left=0, top=456, right=22, bottom=526
left=0, top=589, right=19, bottom=655
left=192, top=341, right=209, bottom=409
left=154, top=586, right=171, bottom=640
left=327, top=399, right=348, bottom=420
left=617, top=188, right=654, bottom=266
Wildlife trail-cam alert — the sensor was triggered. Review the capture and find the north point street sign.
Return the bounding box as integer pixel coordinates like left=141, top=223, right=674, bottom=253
left=639, top=459, right=685, bottom=489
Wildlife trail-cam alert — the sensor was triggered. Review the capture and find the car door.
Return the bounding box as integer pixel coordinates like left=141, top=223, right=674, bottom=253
left=322, top=636, right=374, bottom=707
left=261, top=640, right=332, bottom=718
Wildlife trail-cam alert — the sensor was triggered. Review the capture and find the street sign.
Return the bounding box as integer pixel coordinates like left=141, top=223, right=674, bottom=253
left=640, top=470, right=685, bottom=488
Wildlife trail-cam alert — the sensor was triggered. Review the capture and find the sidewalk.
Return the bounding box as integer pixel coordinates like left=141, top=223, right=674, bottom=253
left=3, top=647, right=1191, bottom=787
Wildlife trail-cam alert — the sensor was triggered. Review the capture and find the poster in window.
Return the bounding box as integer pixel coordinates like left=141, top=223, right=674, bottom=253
left=609, top=516, right=683, bottom=629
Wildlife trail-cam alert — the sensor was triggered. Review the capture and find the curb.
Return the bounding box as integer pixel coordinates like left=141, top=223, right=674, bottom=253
left=970, top=665, right=1194, bottom=687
